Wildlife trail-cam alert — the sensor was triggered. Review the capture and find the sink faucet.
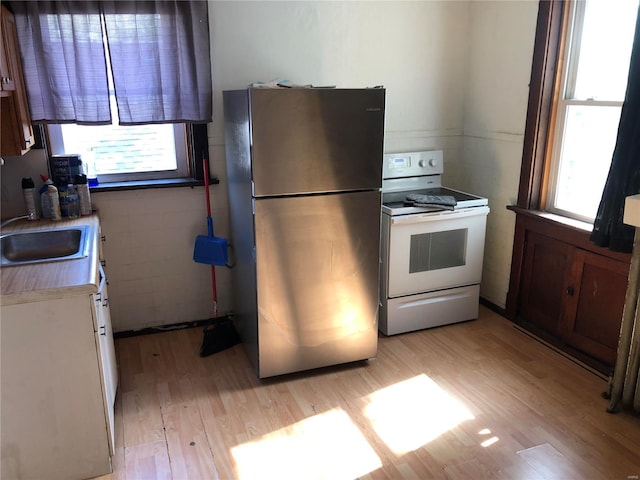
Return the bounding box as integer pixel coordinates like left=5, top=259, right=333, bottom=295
left=0, top=212, right=36, bottom=229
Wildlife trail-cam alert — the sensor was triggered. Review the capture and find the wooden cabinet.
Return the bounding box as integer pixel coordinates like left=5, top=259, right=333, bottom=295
left=0, top=261, right=117, bottom=479
left=507, top=209, right=631, bottom=373
left=1, top=5, right=34, bottom=156
left=519, top=231, right=570, bottom=338
left=561, top=248, right=628, bottom=366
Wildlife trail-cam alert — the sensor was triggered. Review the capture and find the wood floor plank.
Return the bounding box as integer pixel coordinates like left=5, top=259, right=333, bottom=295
left=121, top=385, right=165, bottom=447
left=93, top=307, right=640, bottom=480
left=123, top=440, right=172, bottom=480
left=163, top=403, right=218, bottom=479
left=517, top=443, right=588, bottom=480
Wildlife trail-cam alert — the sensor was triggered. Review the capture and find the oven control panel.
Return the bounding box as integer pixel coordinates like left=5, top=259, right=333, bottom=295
left=383, top=150, right=444, bottom=179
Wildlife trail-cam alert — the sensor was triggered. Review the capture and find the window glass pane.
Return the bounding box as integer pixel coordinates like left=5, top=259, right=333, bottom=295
left=572, top=0, right=638, bottom=100
left=409, top=230, right=467, bottom=273
left=60, top=123, right=178, bottom=175
left=554, top=105, right=621, bottom=219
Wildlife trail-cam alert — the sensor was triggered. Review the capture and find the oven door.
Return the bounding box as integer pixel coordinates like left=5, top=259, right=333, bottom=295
left=386, top=207, right=489, bottom=298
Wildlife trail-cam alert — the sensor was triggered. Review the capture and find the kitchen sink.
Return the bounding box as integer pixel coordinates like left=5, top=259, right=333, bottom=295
left=0, top=225, right=92, bottom=266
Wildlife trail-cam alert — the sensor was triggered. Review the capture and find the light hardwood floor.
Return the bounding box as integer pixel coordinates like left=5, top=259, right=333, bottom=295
left=96, top=306, right=640, bottom=479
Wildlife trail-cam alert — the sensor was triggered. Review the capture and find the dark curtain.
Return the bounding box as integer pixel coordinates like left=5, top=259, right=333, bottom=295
left=591, top=5, right=640, bottom=253
left=10, top=0, right=212, bottom=125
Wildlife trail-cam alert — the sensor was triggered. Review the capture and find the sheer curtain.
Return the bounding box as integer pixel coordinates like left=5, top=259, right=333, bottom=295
left=10, top=0, right=212, bottom=125
left=102, top=1, right=212, bottom=125
left=10, top=1, right=111, bottom=124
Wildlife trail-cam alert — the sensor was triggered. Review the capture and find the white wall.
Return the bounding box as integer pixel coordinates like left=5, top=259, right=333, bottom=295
left=454, top=1, right=538, bottom=308
left=1, top=1, right=537, bottom=331
left=209, top=1, right=470, bottom=153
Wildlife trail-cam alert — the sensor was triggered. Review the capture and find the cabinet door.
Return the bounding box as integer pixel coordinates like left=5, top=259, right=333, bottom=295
left=561, top=249, right=628, bottom=366
left=1, top=5, right=34, bottom=155
left=519, top=231, right=572, bottom=337
left=1, top=297, right=111, bottom=480
left=0, top=7, right=16, bottom=93
left=94, top=266, right=118, bottom=453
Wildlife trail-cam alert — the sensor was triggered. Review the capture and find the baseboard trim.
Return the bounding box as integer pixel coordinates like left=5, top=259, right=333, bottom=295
left=478, top=297, right=610, bottom=381
left=114, top=315, right=232, bottom=339
left=511, top=324, right=610, bottom=381
left=480, top=296, right=507, bottom=317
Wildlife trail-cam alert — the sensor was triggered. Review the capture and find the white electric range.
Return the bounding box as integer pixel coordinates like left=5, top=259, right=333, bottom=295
left=379, top=150, right=490, bottom=335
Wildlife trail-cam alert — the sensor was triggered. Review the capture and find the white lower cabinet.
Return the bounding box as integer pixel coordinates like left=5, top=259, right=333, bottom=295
left=1, top=270, right=118, bottom=480
left=95, top=264, right=118, bottom=450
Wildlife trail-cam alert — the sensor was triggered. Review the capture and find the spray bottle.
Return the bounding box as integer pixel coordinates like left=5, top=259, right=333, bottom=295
left=21, top=177, right=39, bottom=219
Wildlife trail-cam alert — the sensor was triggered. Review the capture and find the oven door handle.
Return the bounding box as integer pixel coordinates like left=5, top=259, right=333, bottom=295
left=390, top=206, right=489, bottom=225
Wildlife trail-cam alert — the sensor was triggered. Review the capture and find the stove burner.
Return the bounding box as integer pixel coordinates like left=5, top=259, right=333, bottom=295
left=382, top=186, right=488, bottom=215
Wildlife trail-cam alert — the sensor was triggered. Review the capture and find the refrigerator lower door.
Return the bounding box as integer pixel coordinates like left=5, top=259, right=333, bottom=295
left=254, top=191, right=381, bottom=378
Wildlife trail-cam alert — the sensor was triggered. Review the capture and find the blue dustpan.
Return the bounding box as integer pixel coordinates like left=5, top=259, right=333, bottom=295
left=193, top=216, right=228, bottom=266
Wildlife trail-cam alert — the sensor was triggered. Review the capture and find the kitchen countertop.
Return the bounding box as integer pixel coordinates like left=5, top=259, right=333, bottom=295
left=0, top=214, right=101, bottom=306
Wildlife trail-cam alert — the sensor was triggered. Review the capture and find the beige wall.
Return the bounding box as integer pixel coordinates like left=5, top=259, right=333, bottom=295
left=0, top=1, right=537, bottom=331
left=458, top=1, right=538, bottom=308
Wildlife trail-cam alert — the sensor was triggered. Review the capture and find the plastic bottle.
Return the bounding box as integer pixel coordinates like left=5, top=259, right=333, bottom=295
left=21, top=177, right=39, bottom=219
left=47, top=185, right=62, bottom=221
left=39, top=175, right=54, bottom=219
left=75, top=174, right=92, bottom=216
left=65, top=184, right=80, bottom=218
left=85, top=148, right=99, bottom=187
left=58, top=184, right=79, bottom=218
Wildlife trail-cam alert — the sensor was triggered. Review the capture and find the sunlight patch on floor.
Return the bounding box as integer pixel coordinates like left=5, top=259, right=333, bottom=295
left=479, top=428, right=499, bottom=447
left=363, top=374, right=475, bottom=455
left=231, top=408, right=382, bottom=480
left=481, top=436, right=499, bottom=447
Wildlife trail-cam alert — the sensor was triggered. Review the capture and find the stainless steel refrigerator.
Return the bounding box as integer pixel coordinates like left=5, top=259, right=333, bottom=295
left=223, top=87, right=385, bottom=378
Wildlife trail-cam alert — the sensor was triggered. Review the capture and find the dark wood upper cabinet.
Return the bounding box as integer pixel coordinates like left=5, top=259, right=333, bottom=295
left=1, top=5, right=34, bottom=156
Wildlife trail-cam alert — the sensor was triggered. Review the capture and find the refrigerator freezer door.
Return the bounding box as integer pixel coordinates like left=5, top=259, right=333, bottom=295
left=250, top=88, right=385, bottom=196
left=254, top=191, right=381, bottom=378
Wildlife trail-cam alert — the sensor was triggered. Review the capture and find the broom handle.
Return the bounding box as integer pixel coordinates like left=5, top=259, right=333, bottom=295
left=203, top=157, right=218, bottom=317
left=204, top=157, right=212, bottom=218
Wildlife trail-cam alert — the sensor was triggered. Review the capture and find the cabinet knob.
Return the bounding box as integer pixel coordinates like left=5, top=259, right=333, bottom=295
left=566, top=286, right=575, bottom=296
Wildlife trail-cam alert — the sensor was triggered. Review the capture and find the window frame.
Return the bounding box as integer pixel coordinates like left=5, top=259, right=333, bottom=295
left=517, top=0, right=566, bottom=212
left=520, top=0, right=636, bottom=224
left=46, top=122, right=191, bottom=183
left=36, top=122, right=211, bottom=191
left=542, top=0, right=633, bottom=223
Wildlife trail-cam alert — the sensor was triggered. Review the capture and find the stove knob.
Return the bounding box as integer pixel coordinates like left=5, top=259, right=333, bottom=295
left=419, top=158, right=438, bottom=168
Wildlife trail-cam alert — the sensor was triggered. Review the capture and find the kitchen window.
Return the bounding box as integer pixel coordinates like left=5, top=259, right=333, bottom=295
left=543, top=0, right=638, bottom=223
left=45, top=41, right=191, bottom=184
left=10, top=1, right=211, bottom=186
left=47, top=122, right=190, bottom=184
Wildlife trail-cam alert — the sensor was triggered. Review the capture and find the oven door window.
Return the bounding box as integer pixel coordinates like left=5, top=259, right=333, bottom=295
left=387, top=209, right=488, bottom=298
left=410, top=229, right=467, bottom=273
